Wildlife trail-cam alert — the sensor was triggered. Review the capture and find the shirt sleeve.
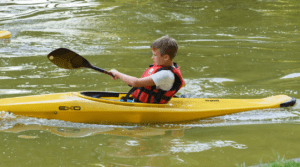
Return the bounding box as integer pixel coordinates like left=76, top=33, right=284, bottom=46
left=150, top=70, right=175, bottom=91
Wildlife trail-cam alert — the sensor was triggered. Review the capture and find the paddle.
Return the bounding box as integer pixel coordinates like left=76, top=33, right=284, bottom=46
left=47, top=48, right=114, bottom=77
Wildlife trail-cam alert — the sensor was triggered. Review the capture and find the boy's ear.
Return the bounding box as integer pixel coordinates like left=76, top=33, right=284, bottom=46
left=163, top=54, right=171, bottom=60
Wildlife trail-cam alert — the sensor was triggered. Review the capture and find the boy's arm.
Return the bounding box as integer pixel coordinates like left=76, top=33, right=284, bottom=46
left=110, top=70, right=155, bottom=87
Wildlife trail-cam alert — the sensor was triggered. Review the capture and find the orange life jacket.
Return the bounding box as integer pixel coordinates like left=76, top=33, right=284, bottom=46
left=126, top=63, right=184, bottom=104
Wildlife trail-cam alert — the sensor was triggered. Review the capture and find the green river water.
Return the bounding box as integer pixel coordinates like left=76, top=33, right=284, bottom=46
left=1, top=0, right=300, bottom=166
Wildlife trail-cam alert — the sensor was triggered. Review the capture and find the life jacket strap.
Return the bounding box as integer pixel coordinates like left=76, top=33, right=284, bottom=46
left=137, top=87, right=171, bottom=103
left=147, top=85, right=156, bottom=103
left=123, top=87, right=137, bottom=102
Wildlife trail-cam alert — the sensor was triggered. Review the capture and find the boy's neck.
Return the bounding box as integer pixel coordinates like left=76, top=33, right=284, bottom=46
left=161, top=60, right=173, bottom=67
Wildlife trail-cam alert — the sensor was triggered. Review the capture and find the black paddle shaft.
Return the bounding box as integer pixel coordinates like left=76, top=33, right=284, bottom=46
left=90, top=66, right=114, bottom=76
left=47, top=48, right=114, bottom=77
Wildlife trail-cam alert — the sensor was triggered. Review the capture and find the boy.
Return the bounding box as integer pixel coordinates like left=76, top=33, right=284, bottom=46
left=110, top=35, right=184, bottom=104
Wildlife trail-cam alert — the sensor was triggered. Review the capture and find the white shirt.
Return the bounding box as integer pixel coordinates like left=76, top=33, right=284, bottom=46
left=150, top=70, right=175, bottom=91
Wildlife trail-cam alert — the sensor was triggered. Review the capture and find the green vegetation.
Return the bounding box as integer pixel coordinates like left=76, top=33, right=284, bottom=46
left=238, top=156, right=300, bottom=167
left=260, top=158, right=300, bottom=167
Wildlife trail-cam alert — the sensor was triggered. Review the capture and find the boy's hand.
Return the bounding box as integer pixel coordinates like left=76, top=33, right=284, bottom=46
left=110, top=69, right=120, bottom=80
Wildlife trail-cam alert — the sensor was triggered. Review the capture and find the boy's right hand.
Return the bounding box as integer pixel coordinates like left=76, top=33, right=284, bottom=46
left=110, top=69, right=120, bottom=80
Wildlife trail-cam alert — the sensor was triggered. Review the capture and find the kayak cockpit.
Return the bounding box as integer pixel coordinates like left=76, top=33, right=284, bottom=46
left=79, top=91, right=185, bottom=101
left=80, top=91, right=127, bottom=99
left=77, top=91, right=171, bottom=107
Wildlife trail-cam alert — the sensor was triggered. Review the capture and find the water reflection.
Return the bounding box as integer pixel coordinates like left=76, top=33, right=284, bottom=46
left=281, top=73, right=300, bottom=79
left=0, top=0, right=100, bottom=22
left=1, top=109, right=300, bottom=166
left=169, top=139, right=247, bottom=153
left=0, top=121, right=191, bottom=165
left=0, top=123, right=188, bottom=138
left=0, top=89, right=32, bottom=95
left=0, top=39, right=11, bottom=44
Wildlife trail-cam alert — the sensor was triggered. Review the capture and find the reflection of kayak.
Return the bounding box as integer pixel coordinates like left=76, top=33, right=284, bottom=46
left=0, top=91, right=296, bottom=124
left=1, top=124, right=114, bottom=138
left=0, top=31, right=11, bottom=39
left=0, top=123, right=188, bottom=138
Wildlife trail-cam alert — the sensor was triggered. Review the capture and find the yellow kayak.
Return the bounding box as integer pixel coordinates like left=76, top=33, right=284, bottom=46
left=0, top=30, right=11, bottom=39
left=0, top=91, right=296, bottom=124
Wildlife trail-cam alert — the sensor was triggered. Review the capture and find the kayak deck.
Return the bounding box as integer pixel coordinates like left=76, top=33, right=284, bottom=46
left=0, top=91, right=296, bottom=124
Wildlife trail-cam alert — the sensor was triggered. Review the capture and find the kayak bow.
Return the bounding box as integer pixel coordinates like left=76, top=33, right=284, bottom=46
left=0, top=91, right=296, bottom=124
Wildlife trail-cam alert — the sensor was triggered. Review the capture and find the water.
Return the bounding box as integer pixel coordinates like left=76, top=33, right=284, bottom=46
left=0, top=0, right=300, bottom=166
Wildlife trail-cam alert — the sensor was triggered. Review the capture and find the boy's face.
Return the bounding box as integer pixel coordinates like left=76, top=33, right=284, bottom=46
left=151, top=48, right=168, bottom=65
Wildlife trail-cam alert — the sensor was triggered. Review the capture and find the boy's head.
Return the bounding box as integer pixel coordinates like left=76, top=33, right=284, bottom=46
left=151, top=35, right=178, bottom=60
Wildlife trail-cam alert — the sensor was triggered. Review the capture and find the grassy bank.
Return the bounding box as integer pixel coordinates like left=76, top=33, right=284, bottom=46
left=238, top=156, right=300, bottom=167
